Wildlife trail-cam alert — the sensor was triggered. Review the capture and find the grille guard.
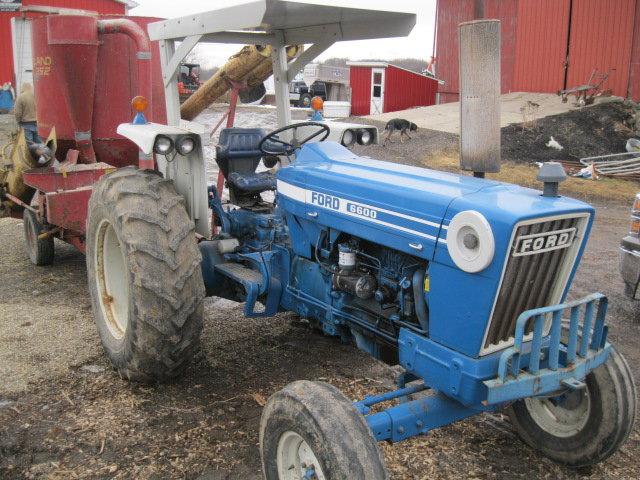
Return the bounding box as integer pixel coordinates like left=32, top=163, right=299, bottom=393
left=484, top=293, right=610, bottom=405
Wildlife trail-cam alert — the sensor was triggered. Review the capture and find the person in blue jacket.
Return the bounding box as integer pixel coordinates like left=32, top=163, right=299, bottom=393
left=0, top=82, right=15, bottom=114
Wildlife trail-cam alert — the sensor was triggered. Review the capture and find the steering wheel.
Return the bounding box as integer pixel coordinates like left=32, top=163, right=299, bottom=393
left=259, top=122, right=330, bottom=156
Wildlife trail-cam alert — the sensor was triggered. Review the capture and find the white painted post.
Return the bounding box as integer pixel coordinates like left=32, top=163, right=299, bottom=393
left=271, top=32, right=292, bottom=129
left=159, top=39, right=181, bottom=127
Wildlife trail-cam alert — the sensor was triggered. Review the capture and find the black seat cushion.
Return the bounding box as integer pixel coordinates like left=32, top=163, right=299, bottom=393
left=228, top=171, right=276, bottom=193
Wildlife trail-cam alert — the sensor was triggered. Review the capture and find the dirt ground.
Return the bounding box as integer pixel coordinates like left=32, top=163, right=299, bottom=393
left=1, top=110, right=640, bottom=479
left=501, top=101, right=638, bottom=165
left=2, top=189, right=640, bottom=480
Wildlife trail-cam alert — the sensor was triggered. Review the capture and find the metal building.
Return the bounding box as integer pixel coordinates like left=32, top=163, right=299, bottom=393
left=435, top=0, right=640, bottom=103
left=347, top=61, right=438, bottom=116
left=0, top=0, right=134, bottom=88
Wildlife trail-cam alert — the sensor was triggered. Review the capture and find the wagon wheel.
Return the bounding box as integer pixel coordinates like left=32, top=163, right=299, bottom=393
left=260, top=380, right=388, bottom=479
left=23, top=208, right=54, bottom=266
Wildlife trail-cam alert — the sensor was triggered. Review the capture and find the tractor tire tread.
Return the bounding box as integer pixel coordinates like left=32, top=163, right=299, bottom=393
left=260, top=380, right=388, bottom=479
left=87, top=167, right=204, bottom=383
left=23, top=209, right=54, bottom=266
left=507, top=347, right=637, bottom=467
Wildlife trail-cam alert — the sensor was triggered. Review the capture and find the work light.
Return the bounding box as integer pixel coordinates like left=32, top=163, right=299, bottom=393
left=176, top=136, right=196, bottom=155
left=153, top=135, right=174, bottom=155
left=341, top=129, right=355, bottom=146
left=358, top=129, right=373, bottom=145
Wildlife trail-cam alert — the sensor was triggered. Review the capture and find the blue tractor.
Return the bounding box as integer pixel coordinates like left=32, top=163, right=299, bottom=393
left=87, top=2, right=635, bottom=479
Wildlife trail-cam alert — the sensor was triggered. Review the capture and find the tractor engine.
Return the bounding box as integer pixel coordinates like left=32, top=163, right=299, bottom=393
left=298, top=231, right=429, bottom=362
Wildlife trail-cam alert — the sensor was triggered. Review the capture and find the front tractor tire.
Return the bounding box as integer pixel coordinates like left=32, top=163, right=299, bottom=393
left=86, top=167, right=205, bottom=383
left=507, top=347, right=637, bottom=467
left=260, top=381, right=388, bottom=480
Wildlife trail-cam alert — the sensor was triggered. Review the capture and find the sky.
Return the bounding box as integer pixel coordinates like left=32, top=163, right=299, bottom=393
left=130, top=0, right=436, bottom=68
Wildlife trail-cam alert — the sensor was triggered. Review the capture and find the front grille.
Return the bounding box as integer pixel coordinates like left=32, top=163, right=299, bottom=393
left=482, top=215, right=586, bottom=352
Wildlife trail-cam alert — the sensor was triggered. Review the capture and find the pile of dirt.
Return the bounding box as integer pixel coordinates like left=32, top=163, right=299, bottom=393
left=502, top=101, right=637, bottom=164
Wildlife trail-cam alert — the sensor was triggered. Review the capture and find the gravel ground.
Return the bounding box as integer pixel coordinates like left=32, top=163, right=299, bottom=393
left=1, top=109, right=639, bottom=479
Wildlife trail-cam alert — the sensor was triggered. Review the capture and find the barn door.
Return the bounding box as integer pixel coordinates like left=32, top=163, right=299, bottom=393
left=512, top=0, right=571, bottom=93
left=565, top=0, right=636, bottom=97
left=10, top=17, right=33, bottom=91
left=513, top=0, right=636, bottom=97
left=370, top=68, right=385, bottom=114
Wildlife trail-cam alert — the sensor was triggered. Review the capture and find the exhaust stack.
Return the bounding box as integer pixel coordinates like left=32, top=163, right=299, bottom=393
left=459, top=20, right=501, bottom=176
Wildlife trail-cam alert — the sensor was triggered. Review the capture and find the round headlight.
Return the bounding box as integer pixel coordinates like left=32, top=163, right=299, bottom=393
left=177, top=136, right=196, bottom=155
left=358, top=129, right=373, bottom=145
left=341, top=129, right=355, bottom=146
left=446, top=210, right=494, bottom=273
left=153, top=135, right=174, bottom=155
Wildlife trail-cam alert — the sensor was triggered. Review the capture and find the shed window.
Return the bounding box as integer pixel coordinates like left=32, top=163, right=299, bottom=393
left=373, top=72, right=382, bottom=84
left=373, top=85, right=382, bottom=97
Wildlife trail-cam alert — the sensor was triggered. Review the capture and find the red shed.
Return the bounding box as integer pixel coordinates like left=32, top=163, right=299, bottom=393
left=0, top=0, right=134, bottom=87
left=347, top=61, right=438, bottom=116
left=435, top=0, right=640, bottom=102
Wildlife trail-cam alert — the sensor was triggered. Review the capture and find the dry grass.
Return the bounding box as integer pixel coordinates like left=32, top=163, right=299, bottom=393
left=422, top=154, right=640, bottom=204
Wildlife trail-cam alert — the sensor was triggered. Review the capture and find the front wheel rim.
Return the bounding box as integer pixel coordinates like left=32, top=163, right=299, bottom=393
left=524, top=387, right=591, bottom=438
left=276, top=431, right=326, bottom=480
left=94, top=219, right=130, bottom=340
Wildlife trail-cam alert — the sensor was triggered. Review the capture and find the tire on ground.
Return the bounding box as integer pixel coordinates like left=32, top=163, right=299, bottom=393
left=260, top=380, right=388, bottom=479
left=23, top=208, right=54, bottom=266
left=86, top=167, right=205, bottom=383
left=507, top=347, right=637, bottom=467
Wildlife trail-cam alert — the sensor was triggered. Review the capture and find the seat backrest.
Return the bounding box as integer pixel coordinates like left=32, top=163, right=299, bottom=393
left=215, top=128, right=266, bottom=180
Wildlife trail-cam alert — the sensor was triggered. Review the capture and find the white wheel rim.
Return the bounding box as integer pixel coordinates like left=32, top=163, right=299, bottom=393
left=276, top=431, right=326, bottom=480
left=524, top=388, right=591, bottom=438
left=94, top=219, right=130, bottom=340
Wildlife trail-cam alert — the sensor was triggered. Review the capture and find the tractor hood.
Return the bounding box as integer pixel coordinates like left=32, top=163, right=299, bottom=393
left=276, top=142, right=593, bottom=262
left=277, top=142, right=491, bottom=259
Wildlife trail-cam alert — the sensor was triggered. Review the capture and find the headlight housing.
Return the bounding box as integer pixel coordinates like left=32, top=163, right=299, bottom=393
left=153, top=135, right=174, bottom=155
left=446, top=210, right=495, bottom=273
left=341, top=129, right=355, bottom=147
left=176, top=135, right=196, bottom=155
left=357, top=129, right=373, bottom=145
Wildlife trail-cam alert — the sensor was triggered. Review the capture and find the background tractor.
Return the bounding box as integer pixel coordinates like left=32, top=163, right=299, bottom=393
left=178, top=62, right=201, bottom=102
left=0, top=2, right=636, bottom=479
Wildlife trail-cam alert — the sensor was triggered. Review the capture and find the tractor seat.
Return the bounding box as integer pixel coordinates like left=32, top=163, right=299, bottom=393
left=215, top=128, right=276, bottom=195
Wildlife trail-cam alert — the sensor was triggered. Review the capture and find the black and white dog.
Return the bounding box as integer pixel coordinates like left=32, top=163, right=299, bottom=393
left=383, top=118, right=418, bottom=145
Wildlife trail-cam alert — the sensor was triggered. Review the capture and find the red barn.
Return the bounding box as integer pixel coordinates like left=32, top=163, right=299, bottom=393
left=434, top=0, right=640, bottom=103
left=0, top=0, right=134, bottom=87
left=347, top=62, right=438, bottom=116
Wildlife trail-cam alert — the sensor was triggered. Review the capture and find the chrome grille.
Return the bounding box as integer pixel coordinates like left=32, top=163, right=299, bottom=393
left=483, top=215, right=585, bottom=352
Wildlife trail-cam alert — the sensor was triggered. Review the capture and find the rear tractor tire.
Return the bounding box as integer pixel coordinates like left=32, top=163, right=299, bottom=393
left=507, top=347, right=637, bottom=467
left=23, top=208, right=54, bottom=266
left=86, top=167, right=205, bottom=383
left=260, top=380, right=388, bottom=480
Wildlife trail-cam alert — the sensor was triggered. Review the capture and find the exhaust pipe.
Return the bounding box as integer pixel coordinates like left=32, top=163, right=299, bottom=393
left=459, top=20, right=501, bottom=177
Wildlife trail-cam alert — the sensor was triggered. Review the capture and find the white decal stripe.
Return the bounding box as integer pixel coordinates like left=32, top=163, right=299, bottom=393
left=276, top=180, right=306, bottom=202
left=277, top=180, right=447, bottom=243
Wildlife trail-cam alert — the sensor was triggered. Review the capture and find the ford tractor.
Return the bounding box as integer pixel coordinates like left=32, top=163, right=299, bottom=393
left=4, top=2, right=635, bottom=479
